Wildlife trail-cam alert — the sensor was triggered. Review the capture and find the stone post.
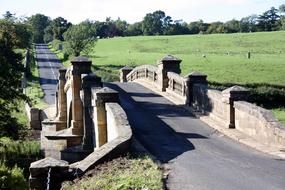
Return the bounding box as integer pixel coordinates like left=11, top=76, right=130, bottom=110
left=30, top=108, right=41, bottom=130
left=222, top=86, right=249, bottom=128
left=92, top=87, right=119, bottom=149
left=56, top=68, right=67, bottom=122
left=120, top=66, right=133, bottom=82
left=82, top=74, right=102, bottom=151
left=29, top=157, right=69, bottom=190
left=70, top=57, right=91, bottom=135
left=186, top=71, right=208, bottom=106
left=156, top=55, right=181, bottom=91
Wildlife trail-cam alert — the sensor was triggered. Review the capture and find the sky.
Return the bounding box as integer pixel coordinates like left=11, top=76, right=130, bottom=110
left=0, top=0, right=284, bottom=24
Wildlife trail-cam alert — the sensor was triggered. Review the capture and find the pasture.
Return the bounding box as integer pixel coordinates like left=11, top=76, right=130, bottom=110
left=90, top=31, right=285, bottom=85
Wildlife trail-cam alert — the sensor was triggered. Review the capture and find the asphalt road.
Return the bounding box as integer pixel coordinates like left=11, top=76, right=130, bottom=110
left=35, top=44, right=63, bottom=105
left=107, top=82, right=285, bottom=190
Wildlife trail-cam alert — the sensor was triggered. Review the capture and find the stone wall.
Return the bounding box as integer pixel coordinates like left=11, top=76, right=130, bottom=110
left=69, top=102, right=132, bottom=175
left=30, top=57, right=133, bottom=189
left=235, top=101, right=285, bottom=146
left=122, top=55, right=285, bottom=149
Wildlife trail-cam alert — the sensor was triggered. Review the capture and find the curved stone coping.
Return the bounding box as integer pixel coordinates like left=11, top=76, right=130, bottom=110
left=69, top=102, right=132, bottom=175
left=126, top=64, right=158, bottom=79
left=234, top=101, right=280, bottom=124
left=167, top=71, right=187, bottom=83
left=234, top=101, right=285, bottom=145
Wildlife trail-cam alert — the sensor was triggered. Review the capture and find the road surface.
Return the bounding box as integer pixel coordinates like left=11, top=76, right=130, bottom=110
left=107, top=82, right=285, bottom=190
left=35, top=44, right=63, bottom=105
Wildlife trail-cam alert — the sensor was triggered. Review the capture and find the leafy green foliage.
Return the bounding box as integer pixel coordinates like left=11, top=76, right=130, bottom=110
left=0, top=137, right=41, bottom=178
left=0, top=18, right=32, bottom=139
left=0, top=162, right=28, bottom=190
left=63, top=21, right=97, bottom=56
left=28, top=14, right=50, bottom=43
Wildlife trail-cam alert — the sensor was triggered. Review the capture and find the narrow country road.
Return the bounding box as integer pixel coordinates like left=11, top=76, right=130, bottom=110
left=35, top=44, right=63, bottom=105
left=107, top=82, right=285, bottom=190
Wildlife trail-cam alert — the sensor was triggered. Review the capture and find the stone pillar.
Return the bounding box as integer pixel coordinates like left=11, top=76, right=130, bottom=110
left=70, top=57, right=92, bottom=135
left=29, top=157, right=69, bottom=190
left=30, top=108, right=41, bottom=130
left=82, top=74, right=102, bottom=151
left=157, top=55, right=181, bottom=91
left=56, top=68, right=67, bottom=122
left=186, top=71, right=208, bottom=106
left=222, top=86, right=249, bottom=128
left=120, top=66, right=133, bottom=82
left=92, top=87, right=119, bottom=149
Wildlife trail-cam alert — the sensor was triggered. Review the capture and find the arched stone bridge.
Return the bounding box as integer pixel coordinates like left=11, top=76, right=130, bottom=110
left=30, top=48, right=285, bottom=190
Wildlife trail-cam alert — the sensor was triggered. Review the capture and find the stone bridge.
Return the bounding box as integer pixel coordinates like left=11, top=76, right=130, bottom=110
left=29, top=55, right=285, bottom=190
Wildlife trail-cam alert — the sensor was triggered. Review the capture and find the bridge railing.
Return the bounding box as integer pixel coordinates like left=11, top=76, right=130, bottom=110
left=166, top=71, right=188, bottom=104
left=125, top=65, right=158, bottom=82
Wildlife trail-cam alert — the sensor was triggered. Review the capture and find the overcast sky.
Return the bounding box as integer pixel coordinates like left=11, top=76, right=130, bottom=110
left=0, top=0, right=284, bottom=24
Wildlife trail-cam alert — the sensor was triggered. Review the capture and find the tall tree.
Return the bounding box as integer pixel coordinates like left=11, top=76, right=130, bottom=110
left=258, top=7, right=281, bottom=31
left=63, top=21, right=97, bottom=56
left=28, top=14, right=50, bottom=43
left=0, top=18, right=32, bottom=138
left=142, top=10, right=166, bottom=35
left=240, top=15, right=258, bottom=32
left=224, top=19, right=240, bottom=33
left=51, top=17, right=72, bottom=41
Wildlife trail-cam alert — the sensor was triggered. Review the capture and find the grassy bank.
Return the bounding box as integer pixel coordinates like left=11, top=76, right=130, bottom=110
left=62, top=156, right=163, bottom=190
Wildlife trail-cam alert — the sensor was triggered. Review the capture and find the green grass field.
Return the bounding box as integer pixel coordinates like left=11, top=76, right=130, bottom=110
left=53, top=31, right=285, bottom=124
left=89, top=31, right=285, bottom=85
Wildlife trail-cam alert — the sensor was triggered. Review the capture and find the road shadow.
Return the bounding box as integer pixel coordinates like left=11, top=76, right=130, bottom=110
left=105, top=82, right=209, bottom=163
left=36, top=58, right=61, bottom=63
left=38, top=65, right=62, bottom=70
left=39, top=78, right=58, bottom=85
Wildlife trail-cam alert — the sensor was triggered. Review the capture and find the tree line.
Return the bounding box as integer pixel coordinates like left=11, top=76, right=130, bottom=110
left=25, top=4, right=285, bottom=45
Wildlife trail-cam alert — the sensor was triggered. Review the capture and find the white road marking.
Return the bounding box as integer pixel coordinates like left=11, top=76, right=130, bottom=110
left=44, top=49, right=57, bottom=80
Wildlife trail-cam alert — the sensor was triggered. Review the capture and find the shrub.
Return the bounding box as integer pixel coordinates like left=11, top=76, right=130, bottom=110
left=0, top=162, right=28, bottom=190
left=0, top=137, right=41, bottom=178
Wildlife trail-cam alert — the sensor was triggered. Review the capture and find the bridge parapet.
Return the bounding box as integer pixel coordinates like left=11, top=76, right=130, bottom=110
left=121, top=55, right=285, bottom=151
left=31, top=57, right=132, bottom=189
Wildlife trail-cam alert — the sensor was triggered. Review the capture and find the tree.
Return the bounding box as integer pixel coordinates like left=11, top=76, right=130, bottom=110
left=43, top=25, right=53, bottom=43
left=224, top=19, right=240, bottom=33
left=142, top=10, right=166, bottom=35
left=125, top=22, right=143, bottom=36
left=240, top=15, right=258, bottom=32
left=51, top=17, right=72, bottom=41
left=28, top=14, right=50, bottom=43
left=206, top=22, right=224, bottom=34
left=279, top=4, right=285, bottom=13
left=0, top=18, right=32, bottom=138
left=258, top=7, right=281, bottom=31
left=63, top=21, right=97, bottom=56
left=188, top=20, right=208, bottom=34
